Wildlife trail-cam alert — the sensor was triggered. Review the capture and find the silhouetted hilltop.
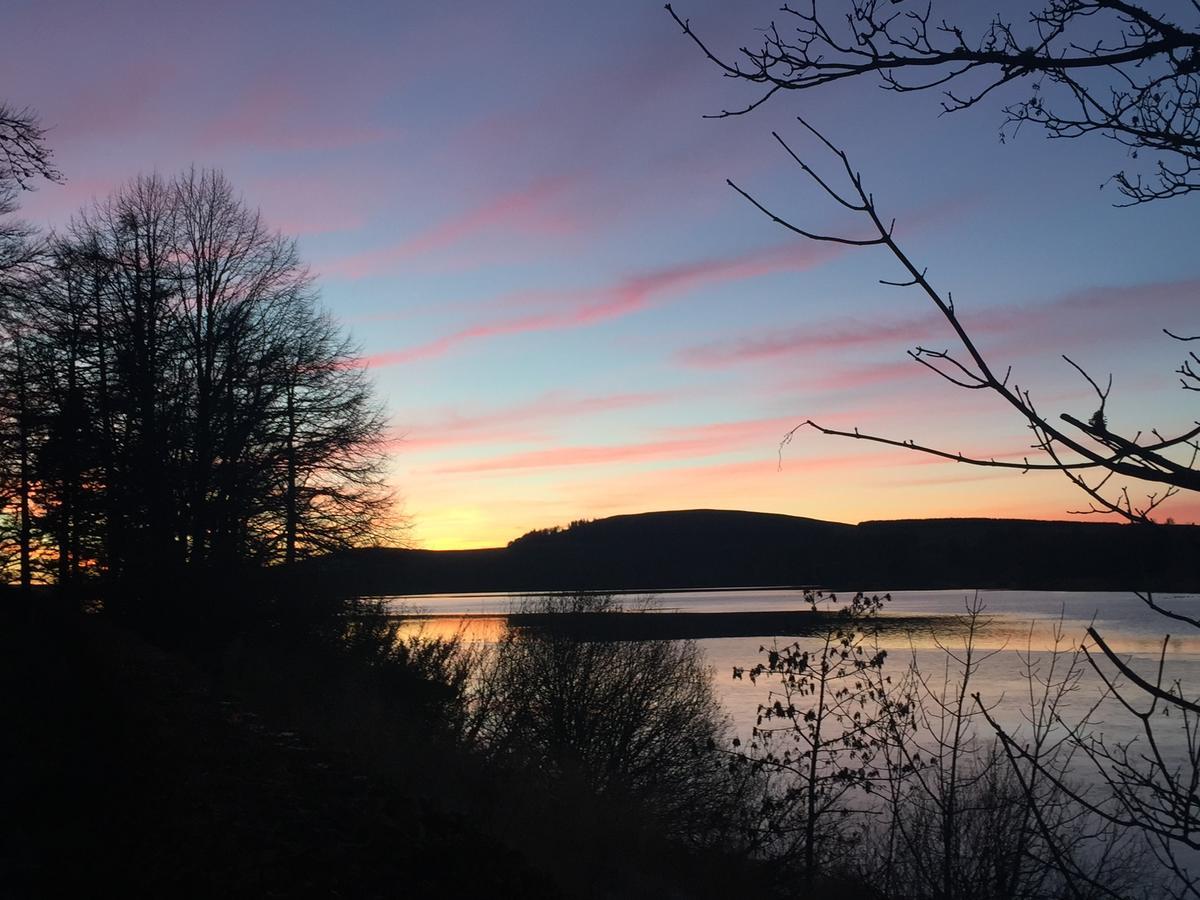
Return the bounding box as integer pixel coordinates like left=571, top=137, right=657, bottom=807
left=310, top=509, right=1200, bottom=595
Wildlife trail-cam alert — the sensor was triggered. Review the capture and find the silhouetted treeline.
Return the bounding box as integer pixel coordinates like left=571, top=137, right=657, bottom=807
left=312, top=509, right=1200, bottom=595
left=0, top=169, right=390, bottom=604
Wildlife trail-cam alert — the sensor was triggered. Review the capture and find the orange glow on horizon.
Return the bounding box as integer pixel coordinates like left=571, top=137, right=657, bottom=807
left=403, top=478, right=1189, bottom=551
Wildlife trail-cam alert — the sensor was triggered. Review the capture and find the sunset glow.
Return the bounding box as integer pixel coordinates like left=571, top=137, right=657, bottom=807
left=8, top=0, right=1198, bottom=549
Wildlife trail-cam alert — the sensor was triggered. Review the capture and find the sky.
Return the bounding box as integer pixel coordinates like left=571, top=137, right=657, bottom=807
left=4, top=0, right=1198, bottom=548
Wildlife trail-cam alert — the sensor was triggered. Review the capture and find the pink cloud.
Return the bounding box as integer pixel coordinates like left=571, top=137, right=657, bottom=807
left=1052, top=278, right=1200, bottom=319
left=359, top=241, right=844, bottom=367
left=427, top=439, right=726, bottom=475
left=664, top=450, right=913, bottom=479
left=384, top=426, right=547, bottom=454
left=549, top=451, right=918, bottom=518
left=199, top=74, right=399, bottom=153
left=359, top=310, right=568, bottom=368
left=656, top=416, right=801, bottom=442
left=244, top=173, right=382, bottom=237
left=394, top=390, right=670, bottom=452
left=426, top=415, right=806, bottom=475
left=15, top=176, right=124, bottom=224
left=443, top=13, right=718, bottom=177
left=320, top=176, right=577, bottom=279
left=46, top=60, right=176, bottom=142
left=676, top=277, right=1200, bottom=375
left=678, top=313, right=945, bottom=367
left=806, top=359, right=928, bottom=392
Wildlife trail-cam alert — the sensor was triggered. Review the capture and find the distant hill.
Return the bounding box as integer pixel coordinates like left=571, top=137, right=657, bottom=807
left=305, top=509, right=1200, bottom=595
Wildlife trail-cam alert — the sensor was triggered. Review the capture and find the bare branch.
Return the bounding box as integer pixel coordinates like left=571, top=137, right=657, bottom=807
left=1085, top=627, right=1200, bottom=715
left=672, top=1, right=1200, bottom=202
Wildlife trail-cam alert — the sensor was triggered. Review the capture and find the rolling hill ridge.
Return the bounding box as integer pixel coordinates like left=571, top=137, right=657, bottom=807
left=305, top=509, right=1200, bottom=595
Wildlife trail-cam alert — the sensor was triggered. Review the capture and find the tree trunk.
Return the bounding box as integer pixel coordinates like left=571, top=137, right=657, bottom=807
left=285, top=383, right=298, bottom=565
left=16, top=348, right=32, bottom=593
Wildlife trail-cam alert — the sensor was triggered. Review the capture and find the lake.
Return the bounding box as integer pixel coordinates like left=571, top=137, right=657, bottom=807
left=377, top=585, right=1200, bottom=883
left=380, top=587, right=1200, bottom=744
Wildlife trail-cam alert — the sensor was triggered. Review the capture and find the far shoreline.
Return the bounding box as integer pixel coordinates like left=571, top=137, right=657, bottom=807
left=393, top=608, right=968, bottom=641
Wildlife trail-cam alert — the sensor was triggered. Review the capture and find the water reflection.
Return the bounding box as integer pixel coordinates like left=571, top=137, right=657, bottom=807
left=383, top=588, right=1200, bottom=742
left=394, top=615, right=506, bottom=644
left=385, top=588, right=1200, bottom=654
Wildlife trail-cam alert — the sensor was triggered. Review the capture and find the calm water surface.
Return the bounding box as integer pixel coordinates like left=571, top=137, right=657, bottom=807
left=380, top=588, right=1200, bottom=742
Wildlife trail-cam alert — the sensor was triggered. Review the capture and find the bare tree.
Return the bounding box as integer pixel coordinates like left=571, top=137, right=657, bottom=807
left=265, top=306, right=393, bottom=565
left=0, top=103, right=59, bottom=191
left=3, top=169, right=393, bottom=604
left=671, top=5, right=1200, bottom=889
left=0, top=329, right=43, bottom=589
left=668, top=1, right=1200, bottom=203
left=867, top=600, right=1152, bottom=899
left=666, top=107, right=1198, bottom=894
left=160, top=167, right=387, bottom=568
left=665, top=0, right=1200, bottom=521
left=751, top=119, right=1197, bottom=891
left=731, top=590, right=896, bottom=886
left=27, top=240, right=104, bottom=588
left=713, top=118, right=1198, bottom=523
left=0, top=103, right=60, bottom=585
left=466, top=593, right=755, bottom=846
left=1, top=103, right=60, bottom=278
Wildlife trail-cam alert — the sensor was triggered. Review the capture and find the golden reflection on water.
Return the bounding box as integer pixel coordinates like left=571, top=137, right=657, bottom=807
left=396, top=609, right=1200, bottom=750
left=395, top=611, right=1200, bottom=658
left=395, top=615, right=507, bottom=644
left=880, top=615, right=1200, bottom=656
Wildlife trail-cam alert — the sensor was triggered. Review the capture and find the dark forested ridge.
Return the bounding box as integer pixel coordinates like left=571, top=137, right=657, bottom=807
left=311, top=509, right=1200, bottom=595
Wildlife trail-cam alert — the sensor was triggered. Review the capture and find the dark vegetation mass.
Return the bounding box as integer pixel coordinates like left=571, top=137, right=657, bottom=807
left=0, top=164, right=390, bottom=615
left=318, top=509, right=1200, bottom=596
left=5, top=0, right=1200, bottom=896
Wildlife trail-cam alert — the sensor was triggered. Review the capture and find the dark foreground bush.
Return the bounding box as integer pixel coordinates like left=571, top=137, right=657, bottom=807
left=464, top=593, right=765, bottom=850
left=729, top=592, right=1157, bottom=899
left=214, top=587, right=771, bottom=897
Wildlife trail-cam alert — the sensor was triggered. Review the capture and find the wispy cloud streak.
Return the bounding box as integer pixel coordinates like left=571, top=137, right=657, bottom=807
left=427, top=415, right=801, bottom=474
left=677, top=277, right=1200, bottom=370
left=393, top=390, right=670, bottom=451
left=361, top=242, right=843, bottom=367
left=322, top=177, right=576, bottom=279
left=678, top=313, right=943, bottom=367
